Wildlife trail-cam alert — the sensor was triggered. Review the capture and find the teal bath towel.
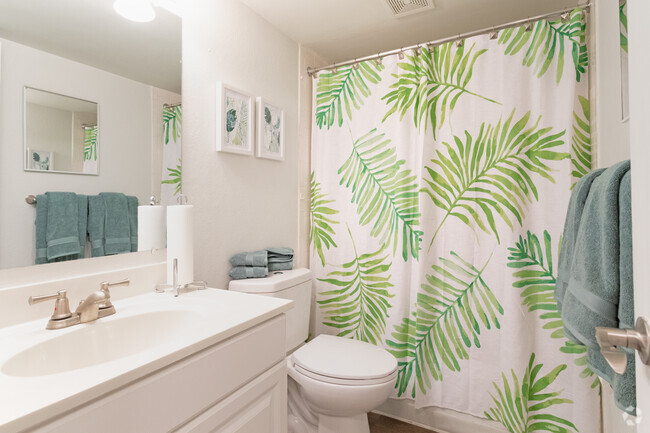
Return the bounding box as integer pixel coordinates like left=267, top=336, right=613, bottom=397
left=88, top=195, right=106, bottom=257
left=268, top=261, right=293, bottom=271
left=100, top=193, right=131, bottom=255
left=77, top=195, right=88, bottom=257
left=44, top=192, right=82, bottom=261
left=127, top=196, right=139, bottom=252
left=229, top=266, right=268, bottom=280
left=230, top=250, right=268, bottom=267
left=557, top=161, right=636, bottom=414
left=34, top=194, right=48, bottom=264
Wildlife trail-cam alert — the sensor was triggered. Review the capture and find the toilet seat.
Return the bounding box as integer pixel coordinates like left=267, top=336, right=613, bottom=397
left=291, top=335, right=397, bottom=386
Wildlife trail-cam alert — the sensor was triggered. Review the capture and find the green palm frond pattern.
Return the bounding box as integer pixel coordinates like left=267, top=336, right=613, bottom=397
left=570, top=96, right=591, bottom=188
left=310, top=171, right=339, bottom=266
left=507, top=230, right=598, bottom=389
left=386, top=252, right=503, bottom=397
left=84, top=125, right=98, bottom=161
left=163, top=105, right=182, bottom=145
left=315, top=61, right=384, bottom=130
left=422, top=110, right=568, bottom=250
left=339, top=129, right=422, bottom=261
left=317, top=226, right=394, bottom=344
left=620, top=2, right=628, bottom=53
left=485, top=353, right=577, bottom=432
left=498, top=8, right=587, bottom=84
left=382, top=42, right=500, bottom=140
left=161, top=158, right=182, bottom=196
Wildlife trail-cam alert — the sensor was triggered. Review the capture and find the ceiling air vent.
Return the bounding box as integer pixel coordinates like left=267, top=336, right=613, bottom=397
left=382, top=0, right=435, bottom=18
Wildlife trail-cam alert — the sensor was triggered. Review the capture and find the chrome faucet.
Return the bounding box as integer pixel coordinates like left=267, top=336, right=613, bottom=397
left=28, top=279, right=130, bottom=330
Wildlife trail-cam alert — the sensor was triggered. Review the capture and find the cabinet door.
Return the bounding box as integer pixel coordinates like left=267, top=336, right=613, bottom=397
left=176, top=361, right=287, bottom=433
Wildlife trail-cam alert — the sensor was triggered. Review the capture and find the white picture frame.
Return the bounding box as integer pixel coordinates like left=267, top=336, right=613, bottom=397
left=256, top=97, right=284, bottom=161
left=27, top=148, right=54, bottom=171
left=216, top=82, right=254, bottom=155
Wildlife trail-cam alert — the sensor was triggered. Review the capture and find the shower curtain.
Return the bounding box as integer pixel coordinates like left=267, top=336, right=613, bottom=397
left=162, top=105, right=182, bottom=206
left=310, top=9, right=600, bottom=432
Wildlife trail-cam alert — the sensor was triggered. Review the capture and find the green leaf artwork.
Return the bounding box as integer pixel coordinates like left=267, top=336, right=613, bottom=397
left=315, top=60, right=384, bottom=130
left=571, top=96, right=591, bottom=188
left=498, top=8, right=588, bottom=83
left=84, top=125, right=98, bottom=162
left=620, top=2, right=628, bottom=54
left=226, top=109, right=237, bottom=133
left=485, top=353, right=577, bottom=432
left=318, top=226, right=394, bottom=344
left=163, top=105, right=182, bottom=145
left=382, top=42, right=500, bottom=140
left=161, top=158, right=182, bottom=196
left=339, top=129, right=422, bottom=261
left=310, top=171, right=339, bottom=266
left=422, top=110, right=569, bottom=250
left=507, top=230, right=598, bottom=389
left=386, top=252, right=503, bottom=397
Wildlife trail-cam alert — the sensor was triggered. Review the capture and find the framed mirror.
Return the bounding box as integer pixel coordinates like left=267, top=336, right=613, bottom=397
left=0, top=0, right=181, bottom=270
left=24, top=87, right=99, bottom=175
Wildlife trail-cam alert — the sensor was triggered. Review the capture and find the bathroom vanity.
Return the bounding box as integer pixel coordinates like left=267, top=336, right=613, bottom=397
left=0, top=288, right=292, bottom=433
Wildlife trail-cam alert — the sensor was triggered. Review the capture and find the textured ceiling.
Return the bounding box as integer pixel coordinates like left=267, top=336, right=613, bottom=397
left=0, top=0, right=181, bottom=93
left=238, top=0, right=575, bottom=65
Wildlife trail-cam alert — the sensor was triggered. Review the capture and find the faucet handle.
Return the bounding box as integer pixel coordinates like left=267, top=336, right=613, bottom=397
left=28, top=290, right=72, bottom=320
left=100, top=278, right=130, bottom=292
left=97, top=279, right=129, bottom=316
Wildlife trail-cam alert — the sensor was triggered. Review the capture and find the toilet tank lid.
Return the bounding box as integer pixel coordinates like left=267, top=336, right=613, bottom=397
left=229, top=268, right=312, bottom=293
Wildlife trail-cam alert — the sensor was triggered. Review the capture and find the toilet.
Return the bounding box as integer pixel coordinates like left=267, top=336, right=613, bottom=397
left=229, top=268, right=397, bottom=433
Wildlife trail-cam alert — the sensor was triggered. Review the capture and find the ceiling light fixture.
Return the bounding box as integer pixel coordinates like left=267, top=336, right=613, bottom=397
left=114, top=0, right=156, bottom=22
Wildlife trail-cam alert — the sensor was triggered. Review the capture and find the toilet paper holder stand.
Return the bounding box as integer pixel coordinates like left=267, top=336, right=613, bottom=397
left=155, top=258, right=207, bottom=296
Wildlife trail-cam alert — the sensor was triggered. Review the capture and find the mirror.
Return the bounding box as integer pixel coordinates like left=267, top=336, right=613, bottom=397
left=0, top=0, right=181, bottom=270
left=24, top=87, right=99, bottom=175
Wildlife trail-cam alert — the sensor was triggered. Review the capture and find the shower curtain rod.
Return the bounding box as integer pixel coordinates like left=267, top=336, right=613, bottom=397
left=307, top=2, right=593, bottom=77
left=163, top=103, right=181, bottom=109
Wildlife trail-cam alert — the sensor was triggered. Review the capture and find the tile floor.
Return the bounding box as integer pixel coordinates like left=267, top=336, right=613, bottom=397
left=368, top=412, right=438, bottom=433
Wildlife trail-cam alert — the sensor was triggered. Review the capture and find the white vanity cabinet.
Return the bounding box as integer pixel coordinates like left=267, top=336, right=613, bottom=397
left=30, top=315, right=287, bottom=433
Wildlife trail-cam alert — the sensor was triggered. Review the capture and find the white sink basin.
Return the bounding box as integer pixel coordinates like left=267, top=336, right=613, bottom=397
left=2, top=310, right=196, bottom=377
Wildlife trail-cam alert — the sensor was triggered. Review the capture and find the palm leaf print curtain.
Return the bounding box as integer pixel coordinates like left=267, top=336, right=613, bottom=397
left=310, top=9, right=600, bottom=432
left=162, top=105, right=182, bottom=205
left=82, top=125, right=98, bottom=174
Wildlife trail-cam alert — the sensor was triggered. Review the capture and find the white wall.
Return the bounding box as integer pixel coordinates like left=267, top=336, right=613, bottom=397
left=0, top=39, right=156, bottom=269
left=182, top=0, right=300, bottom=288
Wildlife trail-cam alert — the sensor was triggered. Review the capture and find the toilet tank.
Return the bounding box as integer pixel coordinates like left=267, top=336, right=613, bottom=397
left=228, top=268, right=311, bottom=353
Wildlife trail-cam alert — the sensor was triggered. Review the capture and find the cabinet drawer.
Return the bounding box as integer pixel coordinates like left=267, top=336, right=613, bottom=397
left=34, top=316, right=286, bottom=433
left=176, top=361, right=286, bottom=433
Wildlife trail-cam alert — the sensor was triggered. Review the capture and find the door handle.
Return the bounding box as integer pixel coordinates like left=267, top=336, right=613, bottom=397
left=596, top=317, right=650, bottom=374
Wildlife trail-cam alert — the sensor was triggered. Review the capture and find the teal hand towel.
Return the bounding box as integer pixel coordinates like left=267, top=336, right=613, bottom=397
left=229, top=266, right=268, bottom=280
left=88, top=195, right=105, bottom=257
left=230, top=250, right=268, bottom=267
left=127, top=196, right=139, bottom=252
left=45, top=192, right=81, bottom=261
left=34, top=194, right=48, bottom=264
left=77, top=195, right=88, bottom=257
left=268, top=260, right=293, bottom=272
left=266, top=247, right=294, bottom=263
left=100, top=193, right=131, bottom=255
left=556, top=168, right=605, bottom=316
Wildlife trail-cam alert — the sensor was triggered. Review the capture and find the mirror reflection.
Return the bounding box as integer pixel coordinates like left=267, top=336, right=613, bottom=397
left=24, top=87, right=99, bottom=175
left=0, top=0, right=181, bottom=270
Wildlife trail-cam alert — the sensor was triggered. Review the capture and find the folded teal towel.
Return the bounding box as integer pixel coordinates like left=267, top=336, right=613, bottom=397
left=230, top=250, right=268, bottom=267
left=34, top=194, right=48, bottom=264
left=229, top=266, right=268, bottom=280
left=88, top=195, right=105, bottom=257
left=100, top=193, right=131, bottom=255
left=45, top=192, right=81, bottom=261
left=127, top=196, right=139, bottom=252
left=266, top=247, right=294, bottom=263
left=268, top=261, right=293, bottom=271
left=557, top=161, right=635, bottom=414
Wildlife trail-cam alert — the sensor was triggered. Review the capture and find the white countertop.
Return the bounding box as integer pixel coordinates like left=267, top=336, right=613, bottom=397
left=0, top=288, right=292, bottom=433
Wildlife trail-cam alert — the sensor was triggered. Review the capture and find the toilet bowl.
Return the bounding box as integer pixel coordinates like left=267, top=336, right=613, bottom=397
left=229, top=269, right=397, bottom=433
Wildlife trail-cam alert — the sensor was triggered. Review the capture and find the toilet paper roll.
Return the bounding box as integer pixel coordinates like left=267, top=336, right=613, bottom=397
left=137, top=206, right=166, bottom=252
left=167, top=205, right=194, bottom=287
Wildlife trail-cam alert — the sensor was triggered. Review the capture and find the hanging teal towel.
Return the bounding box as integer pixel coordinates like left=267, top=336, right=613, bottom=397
left=100, top=193, right=131, bottom=255
left=127, top=196, right=139, bottom=252
left=44, top=192, right=82, bottom=261
left=556, top=160, right=636, bottom=415
left=77, top=195, right=88, bottom=257
left=88, top=195, right=105, bottom=257
left=34, top=194, right=48, bottom=264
